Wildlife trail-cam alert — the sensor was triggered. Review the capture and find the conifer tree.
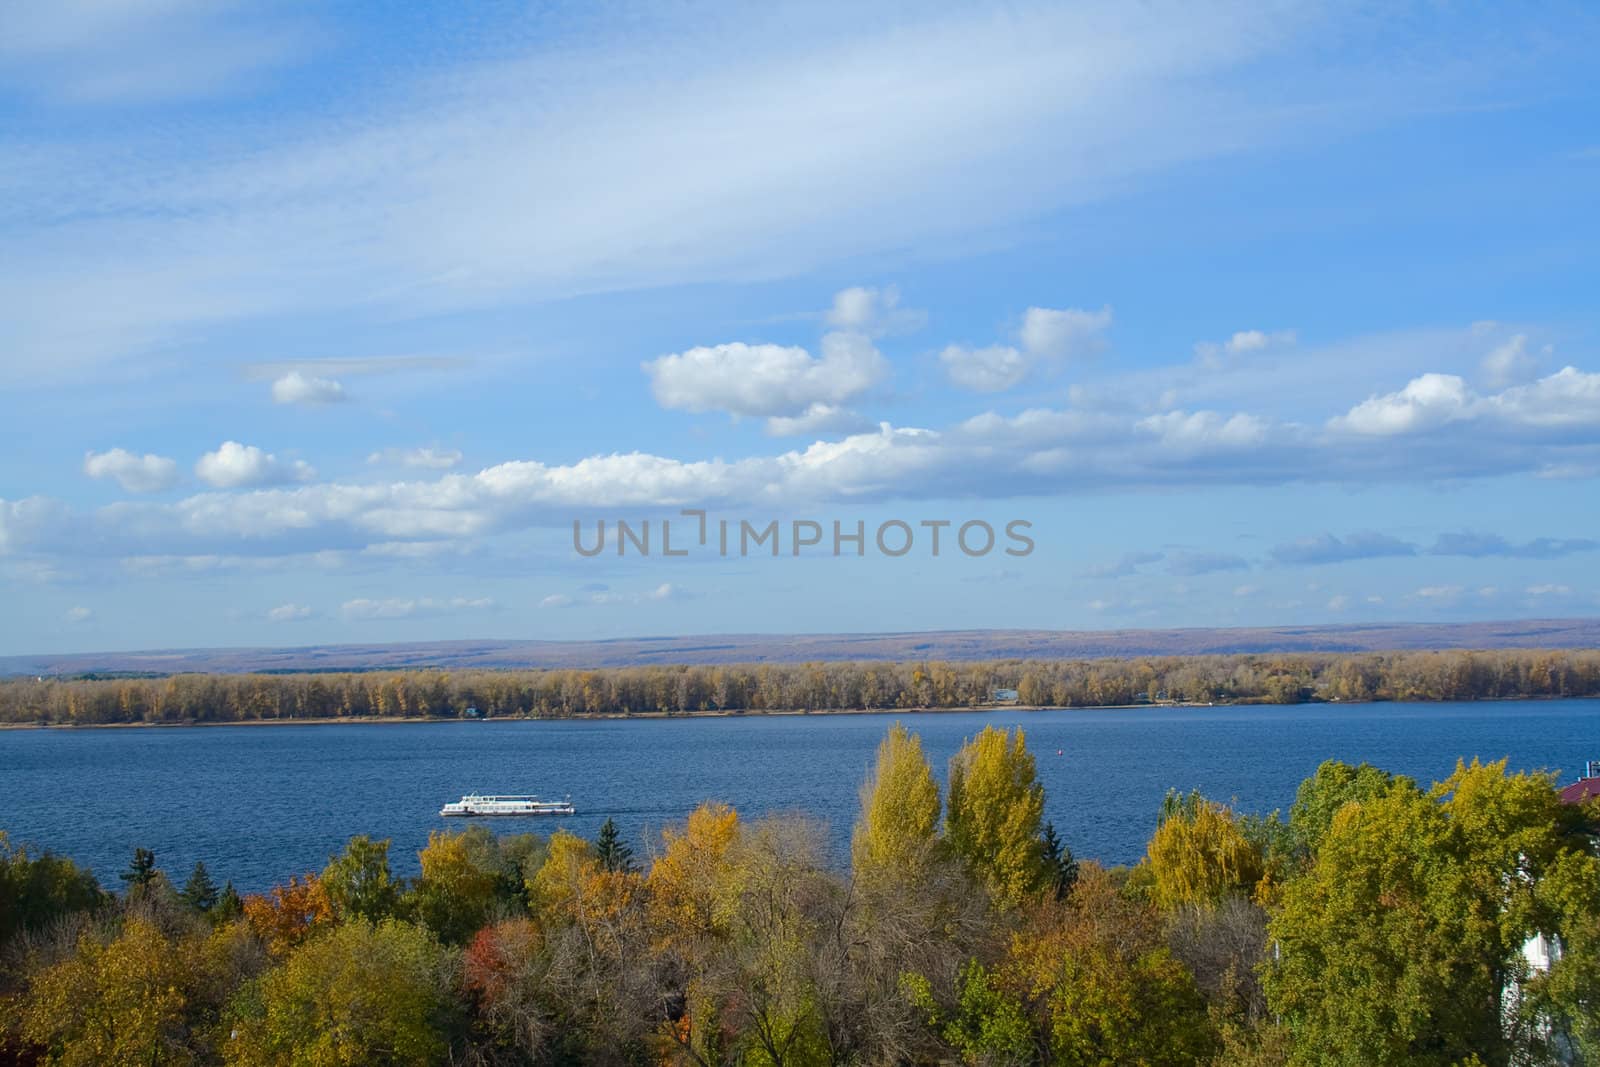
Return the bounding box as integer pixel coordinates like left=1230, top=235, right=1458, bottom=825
left=119, top=848, right=157, bottom=894
left=595, top=818, right=635, bottom=873
left=181, top=860, right=219, bottom=912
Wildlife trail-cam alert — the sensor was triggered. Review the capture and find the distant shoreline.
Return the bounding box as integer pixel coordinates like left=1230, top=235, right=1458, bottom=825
left=1, top=693, right=1590, bottom=731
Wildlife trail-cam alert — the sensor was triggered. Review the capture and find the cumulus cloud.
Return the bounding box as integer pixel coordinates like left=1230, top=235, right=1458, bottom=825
left=1330, top=373, right=1472, bottom=436
left=83, top=448, right=179, bottom=493
left=942, top=305, right=1111, bottom=392
left=1430, top=531, right=1598, bottom=559
left=271, top=371, right=347, bottom=406
left=645, top=332, right=887, bottom=429
left=1330, top=366, right=1600, bottom=437
left=340, top=596, right=495, bottom=621
left=64, top=605, right=93, bottom=623
left=367, top=447, right=464, bottom=470
left=1270, top=531, right=1418, bottom=565
left=266, top=603, right=313, bottom=622
left=824, top=285, right=925, bottom=336
left=195, top=441, right=315, bottom=489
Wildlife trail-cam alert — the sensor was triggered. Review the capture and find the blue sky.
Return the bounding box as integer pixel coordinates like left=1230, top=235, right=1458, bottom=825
left=3, top=0, right=1599, bottom=655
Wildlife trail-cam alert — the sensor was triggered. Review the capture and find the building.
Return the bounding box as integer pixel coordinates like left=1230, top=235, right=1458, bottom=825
left=1556, top=759, right=1600, bottom=805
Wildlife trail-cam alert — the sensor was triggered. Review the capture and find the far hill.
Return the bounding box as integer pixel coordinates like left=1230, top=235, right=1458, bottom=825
left=3, top=618, right=1598, bottom=677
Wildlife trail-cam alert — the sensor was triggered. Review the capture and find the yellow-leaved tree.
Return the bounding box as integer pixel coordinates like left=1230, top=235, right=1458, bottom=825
left=1144, top=792, right=1265, bottom=911
left=944, top=725, right=1049, bottom=909
left=851, top=722, right=941, bottom=886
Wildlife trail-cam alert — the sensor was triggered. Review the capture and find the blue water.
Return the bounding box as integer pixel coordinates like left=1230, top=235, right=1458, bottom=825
left=2, top=700, right=1597, bottom=892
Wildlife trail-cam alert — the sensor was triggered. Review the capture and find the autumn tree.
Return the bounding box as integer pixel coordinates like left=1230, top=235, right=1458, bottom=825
left=851, top=722, right=942, bottom=887
left=945, top=725, right=1049, bottom=908
left=409, top=825, right=518, bottom=945
left=1144, top=791, right=1265, bottom=911
left=228, top=919, right=458, bottom=1066
left=242, top=873, right=334, bottom=958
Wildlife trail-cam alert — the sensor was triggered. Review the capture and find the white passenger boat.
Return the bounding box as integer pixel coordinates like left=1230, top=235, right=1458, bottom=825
left=439, top=793, right=575, bottom=817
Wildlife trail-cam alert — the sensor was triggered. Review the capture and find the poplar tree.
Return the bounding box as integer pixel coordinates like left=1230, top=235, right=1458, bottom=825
left=944, top=725, right=1049, bottom=908
left=851, top=723, right=941, bottom=884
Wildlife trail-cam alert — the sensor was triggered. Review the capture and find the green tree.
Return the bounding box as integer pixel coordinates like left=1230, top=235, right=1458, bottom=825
left=0, top=833, right=104, bottom=944
left=1287, top=760, right=1410, bottom=857
left=408, top=826, right=511, bottom=944
left=1265, top=759, right=1576, bottom=1066
left=320, top=835, right=398, bottom=922
left=120, top=847, right=158, bottom=894
left=1040, top=821, right=1078, bottom=901
left=182, top=860, right=220, bottom=913
left=595, top=818, right=635, bottom=873
left=945, top=726, right=1048, bottom=908
left=228, top=919, right=457, bottom=1066
left=214, top=881, right=244, bottom=924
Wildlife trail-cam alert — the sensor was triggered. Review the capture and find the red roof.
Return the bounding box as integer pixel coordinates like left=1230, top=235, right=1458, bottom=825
left=1559, top=778, right=1600, bottom=804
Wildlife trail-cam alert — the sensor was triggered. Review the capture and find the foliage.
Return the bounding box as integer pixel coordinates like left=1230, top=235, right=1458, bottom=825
left=8, top=648, right=1600, bottom=726
left=319, top=835, right=398, bottom=923
left=227, top=919, right=457, bottom=1066
left=851, top=721, right=942, bottom=886
left=120, top=846, right=159, bottom=894
left=1144, top=792, right=1265, bottom=910
left=595, top=816, right=635, bottom=873
left=0, top=832, right=105, bottom=945
left=242, top=874, right=334, bottom=958
left=946, top=726, right=1049, bottom=908
left=182, top=861, right=220, bottom=913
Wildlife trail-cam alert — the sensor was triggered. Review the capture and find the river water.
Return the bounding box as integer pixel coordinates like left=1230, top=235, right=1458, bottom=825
left=3, top=700, right=1597, bottom=891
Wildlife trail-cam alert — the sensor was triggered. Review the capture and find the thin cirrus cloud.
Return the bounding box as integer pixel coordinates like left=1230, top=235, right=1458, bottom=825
left=5, top=1, right=1538, bottom=386
left=941, top=306, right=1112, bottom=392
left=1430, top=532, right=1599, bottom=559
left=83, top=448, right=179, bottom=493
left=194, top=442, right=315, bottom=489
left=1165, top=551, right=1250, bottom=577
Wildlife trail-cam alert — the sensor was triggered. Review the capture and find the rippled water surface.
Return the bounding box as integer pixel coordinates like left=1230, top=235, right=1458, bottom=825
left=3, top=700, right=1598, bottom=891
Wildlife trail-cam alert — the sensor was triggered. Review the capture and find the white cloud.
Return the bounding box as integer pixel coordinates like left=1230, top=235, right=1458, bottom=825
left=1019, top=306, right=1113, bottom=361
left=940, top=344, right=1030, bottom=393
left=1330, top=373, right=1473, bottom=436
left=271, top=371, right=347, bottom=406
left=645, top=332, right=887, bottom=425
left=1194, top=329, right=1296, bottom=368
left=1526, top=583, right=1574, bottom=597
left=1327, top=594, right=1350, bottom=611
left=763, top=404, right=875, bottom=438
left=367, top=447, right=463, bottom=470
left=83, top=448, right=179, bottom=493
left=339, top=596, right=495, bottom=621
left=1331, top=366, right=1600, bottom=436
left=195, top=441, right=315, bottom=489
left=538, top=594, right=574, bottom=609
left=824, top=285, right=925, bottom=336
left=64, top=605, right=92, bottom=624
left=943, top=306, right=1111, bottom=392
left=267, top=603, right=313, bottom=622
left=1481, top=333, right=1539, bottom=388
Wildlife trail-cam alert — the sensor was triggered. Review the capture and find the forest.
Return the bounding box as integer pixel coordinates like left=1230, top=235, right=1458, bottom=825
left=2, top=724, right=1598, bottom=1065
left=3, top=647, right=1600, bottom=726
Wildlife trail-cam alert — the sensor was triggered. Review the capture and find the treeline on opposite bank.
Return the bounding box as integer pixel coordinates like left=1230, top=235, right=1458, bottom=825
left=3, top=647, right=1600, bottom=725
left=3, top=725, right=1598, bottom=1065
